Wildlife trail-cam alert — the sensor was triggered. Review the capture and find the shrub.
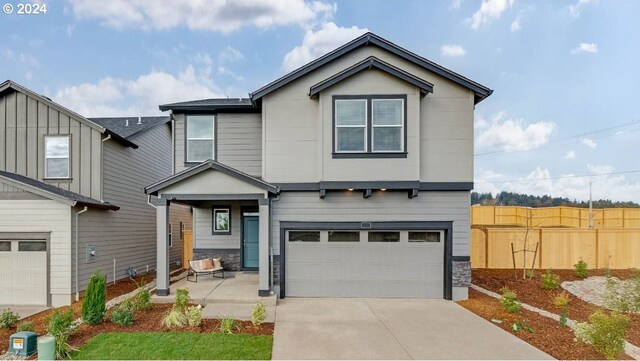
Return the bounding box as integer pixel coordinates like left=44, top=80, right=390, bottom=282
left=0, top=309, right=20, bottom=329
left=511, top=319, right=535, bottom=333
left=602, top=275, right=640, bottom=313
left=120, top=297, right=136, bottom=312
left=175, top=289, right=191, bottom=313
left=251, top=300, right=266, bottom=326
left=574, top=259, right=589, bottom=278
left=82, top=270, right=106, bottom=325
left=525, top=269, right=537, bottom=279
left=553, top=291, right=570, bottom=326
left=219, top=316, right=235, bottom=334
left=499, top=287, right=521, bottom=314
left=575, top=311, right=629, bottom=360
left=541, top=269, right=560, bottom=290
left=186, top=305, right=203, bottom=327
left=16, top=321, right=35, bottom=332
left=135, top=288, right=153, bottom=310
left=161, top=308, right=187, bottom=329
left=110, top=306, right=134, bottom=326
left=47, top=309, right=77, bottom=359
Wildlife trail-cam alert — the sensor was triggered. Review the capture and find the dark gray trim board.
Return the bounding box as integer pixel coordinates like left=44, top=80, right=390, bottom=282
left=452, top=256, right=470, bottom=262
left=161, top=193, right=266, bottom=201
left=250, top=32, right=492, bottom=104
left=274, top=182, right=473, bottom=192
left=309, top=57, right=433, bottom=98
left=278, top=221, right=454, bottom=300
left=156, top=289, right=170, bottom=296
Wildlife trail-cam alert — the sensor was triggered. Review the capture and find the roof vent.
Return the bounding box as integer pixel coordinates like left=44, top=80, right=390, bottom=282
left=137, top=117, right=142, bottom=125
left=125, top=119, right=129, bottom=127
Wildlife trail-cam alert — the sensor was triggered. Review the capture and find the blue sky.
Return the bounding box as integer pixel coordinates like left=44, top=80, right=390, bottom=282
left=1, top=0, right=639, bottom=202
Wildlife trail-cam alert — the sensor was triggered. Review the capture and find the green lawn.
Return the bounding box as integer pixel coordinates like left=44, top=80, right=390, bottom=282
left=72, top=332, right=273, bottom=360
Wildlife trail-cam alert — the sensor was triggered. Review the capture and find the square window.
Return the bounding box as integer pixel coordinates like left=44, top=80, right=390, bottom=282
left=408, top=231, right=441, bottom=243
left=328, top=231, right=360, bottom=242
left=368, top=232, right=400, bottom=242
left=289, top=231, right=320, bottom=242
left=0, top=241, right=10, bottom=252
left=213, top=208, right=231, bottom=234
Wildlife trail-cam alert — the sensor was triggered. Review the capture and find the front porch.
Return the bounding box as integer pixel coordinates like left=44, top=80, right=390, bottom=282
left=152, top=272, right=276, bottom=321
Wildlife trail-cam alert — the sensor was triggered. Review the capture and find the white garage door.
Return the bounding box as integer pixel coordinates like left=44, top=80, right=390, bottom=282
left=286, top=230, right=444, bottom=298
left=0, top=240, right=48, bottom=305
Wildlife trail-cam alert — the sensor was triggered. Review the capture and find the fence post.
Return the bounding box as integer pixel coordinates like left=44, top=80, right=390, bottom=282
left=484, top=228, right=489, bottom=268
left=538, top=228, right=543, bottom=269
left=595, top=229, right=599, bottom=269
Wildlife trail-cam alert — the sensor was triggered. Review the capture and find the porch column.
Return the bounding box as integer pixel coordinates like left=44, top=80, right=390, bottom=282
left=258, top=198, right=270, bottom=296
left=156, top=199, right=170, bottom=296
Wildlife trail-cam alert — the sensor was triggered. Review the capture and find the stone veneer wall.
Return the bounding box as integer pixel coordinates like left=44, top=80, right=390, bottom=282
left=193, top=249, right=241, bottom=271
left=452, top=261, right=471, bottom=287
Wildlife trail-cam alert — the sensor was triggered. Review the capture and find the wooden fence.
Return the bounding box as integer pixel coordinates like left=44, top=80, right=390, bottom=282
left=471, top=206, right=640, bottom=269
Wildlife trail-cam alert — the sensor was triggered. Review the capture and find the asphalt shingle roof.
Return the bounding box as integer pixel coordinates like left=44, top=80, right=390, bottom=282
left=159, top=98, right=256, bottom=111
left=89, top=116, right=170, bottom=139
left=0, top=171, right=119, bottom=210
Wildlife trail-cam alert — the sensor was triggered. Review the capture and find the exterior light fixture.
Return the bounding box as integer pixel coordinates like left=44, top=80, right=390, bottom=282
left=380, top=189, right=387, bottom=191
left=348, top=188, right=354, bottom=191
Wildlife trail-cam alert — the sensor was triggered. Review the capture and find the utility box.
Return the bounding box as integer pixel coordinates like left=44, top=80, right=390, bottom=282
left=9, top=331, right=38, bottom=356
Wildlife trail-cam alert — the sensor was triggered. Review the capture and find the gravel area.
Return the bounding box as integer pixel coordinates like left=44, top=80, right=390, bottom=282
left=562, top=276, right=637, bottom=310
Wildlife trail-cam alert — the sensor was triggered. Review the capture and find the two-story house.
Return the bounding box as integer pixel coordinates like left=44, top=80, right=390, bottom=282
left=146, top=33, right=492, bottom=301
left=0, top=80, right=191, bottom=306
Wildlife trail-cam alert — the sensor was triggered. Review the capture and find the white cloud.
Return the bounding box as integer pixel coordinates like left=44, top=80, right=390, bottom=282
left=440, top=44, right=466, bottom=57
left=476, top=113, right=556, bottom=151
left=67, top=0, right=337, bottom=32
left=53, top=66, right=223, bottom=117
left=569, top=0, right=591, bottom=17
left=582, top=137, right=597, bottom=149
left=510, top=17, right=521, bottom=32
left=564, top=150, right=576, bottom=159
left=2, top=48, right=40, bottom=68
left=450, top=0, right=463, bottom=10
left=571, top=42, right=598, bottom=54
left=282, top=22, right=368, bottom=71
left=467, top=0, right=515, bottom=29
left=219, top=46, right=245, bottom=64
left=475, top=165, right=640, bottom=203
left=217, top=66, right=245, bottom=82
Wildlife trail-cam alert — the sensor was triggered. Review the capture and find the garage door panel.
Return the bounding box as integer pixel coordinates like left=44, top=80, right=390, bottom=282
left=0, top=240, right=47, bottom=305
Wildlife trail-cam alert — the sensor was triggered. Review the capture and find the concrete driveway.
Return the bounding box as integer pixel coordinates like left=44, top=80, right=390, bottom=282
left=272, top=298, right=553, bottom=360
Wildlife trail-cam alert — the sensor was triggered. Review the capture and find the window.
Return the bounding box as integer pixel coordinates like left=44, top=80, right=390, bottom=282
left=328, top=231, right=360, bottom=242
left=289, top=231, right=320, bottom=242
left=179, top=222, right=184, bottom=240
left=45, top=135, right=70, bottom=178
left=0, top=241, right=10, bottom=252
left=335, top=99, right=367, bottom=152
left=368, top=231, right=400, bottom=242
left=186, top=115, right=214, bottom=162
left=168, top=223, right=173, bottom=248
left=213, top=207, right=231, bottom=234
left=18, top=241, right=46, bottom=252
left=408, top=231, right=441, bottom=243
left=333, top=96, right=406, bottom=157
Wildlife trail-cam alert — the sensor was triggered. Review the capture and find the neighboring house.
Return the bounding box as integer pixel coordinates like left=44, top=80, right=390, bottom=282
left=146, top=32, right=492, bottom=300
left=0, top=81, right=191, bottom=307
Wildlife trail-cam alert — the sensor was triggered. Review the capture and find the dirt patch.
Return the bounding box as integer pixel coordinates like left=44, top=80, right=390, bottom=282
left=68, top=303, right=274, bottom=350
left=458, top=288, right=632, bottom=360
left=472, top=268, right=640, bottom=347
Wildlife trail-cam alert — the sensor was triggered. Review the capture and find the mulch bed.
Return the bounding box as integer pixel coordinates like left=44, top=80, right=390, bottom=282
left=0, top=273, right=153, bottom=354
left=68, top=303, right=274, bottom=350
left=458, top=288, right=633, bottom=360
left=472, top=268, right=640, bottom=347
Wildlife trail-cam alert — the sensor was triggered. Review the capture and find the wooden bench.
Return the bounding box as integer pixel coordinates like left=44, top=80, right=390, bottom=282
left=187, top=258, right=225, bottom=282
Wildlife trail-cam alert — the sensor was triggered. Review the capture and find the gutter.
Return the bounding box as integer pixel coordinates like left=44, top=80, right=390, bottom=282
left=75, top=206, right=89, bottom=301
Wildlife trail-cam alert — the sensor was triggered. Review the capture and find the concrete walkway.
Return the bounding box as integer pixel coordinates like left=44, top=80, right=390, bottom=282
left=0, top=305, right=49, bottom=319
left=272, top=298, right=553, bottom=360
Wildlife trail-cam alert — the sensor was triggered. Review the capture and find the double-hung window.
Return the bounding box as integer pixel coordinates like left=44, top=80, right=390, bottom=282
left=334, top=96, right=405, bottom=157
left=186, top=115, right=215, bottom=162
left=45, top=135, right=70, bottom=179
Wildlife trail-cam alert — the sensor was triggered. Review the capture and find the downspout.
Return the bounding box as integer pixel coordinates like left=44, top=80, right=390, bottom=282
left=171, top=115, right=175, bottom=174
left=102, top=134, right=111, bottom=142
left=147, top=195, right=157, bottom=209
left=75, top=205, right=89, bottom=301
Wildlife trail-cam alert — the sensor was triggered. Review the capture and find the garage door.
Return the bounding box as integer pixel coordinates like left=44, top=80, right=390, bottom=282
left=285, top=230, right=444, bottom=298
left=0, top=240, right=47, bottom=305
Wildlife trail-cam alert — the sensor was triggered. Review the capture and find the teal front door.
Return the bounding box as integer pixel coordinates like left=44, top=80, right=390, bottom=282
left=243, top=216, right=259, bottom=268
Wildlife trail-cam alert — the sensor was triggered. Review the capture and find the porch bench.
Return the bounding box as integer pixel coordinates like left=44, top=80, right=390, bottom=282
left=187, top=258, right=225, bottom=282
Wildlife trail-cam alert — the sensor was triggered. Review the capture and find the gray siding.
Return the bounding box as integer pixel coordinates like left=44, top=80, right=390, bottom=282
left=0, top=89, right=103, bottom=199
left=73, top=124, right=192, bottom=292
left=193, top=200, right=257, bottom=249
left=271, top=190, right=470, bottom=257
left=173, top=113, right=262, bottom=177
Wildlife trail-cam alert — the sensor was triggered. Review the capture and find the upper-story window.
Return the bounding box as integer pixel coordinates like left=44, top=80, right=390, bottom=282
left=333, top=95, right=406, bottom=158
left=44, top=135, right=70, bottom=179
left=186, top=115, right=215, bottom=162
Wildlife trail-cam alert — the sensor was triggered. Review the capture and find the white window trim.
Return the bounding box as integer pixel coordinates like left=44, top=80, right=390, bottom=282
left=186, top=115, right=215, bottom=162
left=44, top=135, right=70, bottom=179
left=335, top=99, right=368, bottom=153
left=371, top=98, right=404, bottom=153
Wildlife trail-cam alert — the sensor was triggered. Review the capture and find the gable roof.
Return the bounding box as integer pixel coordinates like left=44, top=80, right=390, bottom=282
left=251, top=32, right=493, bottom=104
left=0, top=80, right=138, bottom=149
left=89, top=116, right=171, bottom=139
left=309, top=56, right=434, bottom=98
left=145, top=160, right=279, bottom=196
left=0, top=170, right=119, bottom=210
left=159, top=98, right=258, bottom=112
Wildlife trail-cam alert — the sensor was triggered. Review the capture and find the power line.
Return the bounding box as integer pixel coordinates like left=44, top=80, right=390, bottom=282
left=476, top=169, right=640, bottom=185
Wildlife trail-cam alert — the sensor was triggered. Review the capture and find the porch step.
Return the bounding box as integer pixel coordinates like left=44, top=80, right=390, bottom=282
left=206, top=293, right=277, bottom=306
left=202, top=302, right=276, bottom=323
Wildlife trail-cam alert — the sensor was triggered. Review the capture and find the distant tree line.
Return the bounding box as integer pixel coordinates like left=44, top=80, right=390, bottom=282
left=471, top=191, right=640, bottom=208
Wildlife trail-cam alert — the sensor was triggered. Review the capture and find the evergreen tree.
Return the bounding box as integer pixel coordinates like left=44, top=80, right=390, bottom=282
left=81, top=270, right=106, bottom=325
